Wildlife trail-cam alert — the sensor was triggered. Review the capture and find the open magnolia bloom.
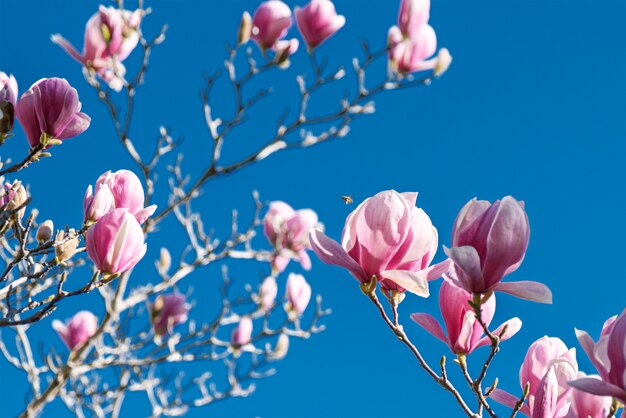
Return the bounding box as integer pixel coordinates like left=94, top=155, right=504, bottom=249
left=310, top=190, right=451, bottom=296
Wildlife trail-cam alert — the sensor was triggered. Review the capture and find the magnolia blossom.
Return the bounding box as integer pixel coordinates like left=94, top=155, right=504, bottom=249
left=0, top=181, right=27, bottom=219
left=570, top=310, right=626, bottom=404
left=565, top=374, right=612, bottom=418
left=151, top=293, right=190, bottom=336
left=251, top=1, right=299, bottom=56
left=85, top=209, right=147, bottom=276
left=444, top=196, right=552, bottom=303
left=388, top=0, right=448, bottom=75
left=410, top=281, right=521, bottom=355
left=84, top=169, right=156, bottom=224
left=15, top=78, right=90, bottom=147
left=52, top=311, right=98, bottom=350
left=0, top=72, right=18, bottom=134
left=263, top=201, right=319, bottom=273
left=295, top=0, right=345, bottom=49
left=52, top=6, right=142, bottom=91
left=286, top=273, right=312, bottom=316
left=310, top=190, right=450, bottom=296
left=259, top=276, right=278, bottom=312
left=492, top=337, right=578, bottom=418
left=231, top=317, right=253, bottom=346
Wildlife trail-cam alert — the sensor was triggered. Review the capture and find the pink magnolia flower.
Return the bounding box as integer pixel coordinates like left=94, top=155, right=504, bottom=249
left=263, top=201, right=319, bottom=273
left=52, top=6, right=142, bottom=91
left=565, top=374, right=612, bottom=418
left=444, top=196, right=552, bottom=303
left=151, top=293, right=190, bottom=336
left=0, top=72, right=18, bottom=134
left=251, top=1, right=299, bottom=54
left=52, top=311, right=98, bottom=350
left=286, top=273, right=312, bottom=316
left=388, top=24, right=438, bottom=74
left=84, top=170, right=156, bottom=224
left=15, top=78, right=91, bottom=147
left=310, top=190, right=450, bottom=296
left=86, top=208, right=147, bottom=276
left=569, top=310, right=626, bottom=404
left=492, top=336, right=578, bottom=417
left=259, top=276, right=278, bottom=312
left=295, top=0, right=345, bottom=50
left=410, top=281, right=521, bottom=355
left=231, top=317, right=253, bottom=346
left=398, top=0, right=430, bottom=37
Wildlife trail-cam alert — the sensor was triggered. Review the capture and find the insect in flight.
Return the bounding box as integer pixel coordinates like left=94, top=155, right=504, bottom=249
left=341, top=195, right=354, bottom=205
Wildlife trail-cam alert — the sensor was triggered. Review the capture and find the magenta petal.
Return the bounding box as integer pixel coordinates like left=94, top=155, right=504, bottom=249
left=410, top=313, right=447, bottom=344
left=421, top=258, right=453, bottom=282
left=494, top=281, right=552, bottom=304
left=309, top=228, right=366, bottom=282
left=444, top=245, right=484, bottom=291
left=58, top=112, right=91, bottom=139
left=568, top=378, right=626, bottom=402
left=380, top=269, right=429, bottom=297
left=490, top=388, right=521, bottom=409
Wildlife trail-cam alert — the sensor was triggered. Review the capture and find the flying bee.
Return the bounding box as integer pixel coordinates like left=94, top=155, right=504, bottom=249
left=341, top=195, right=354, bottom=205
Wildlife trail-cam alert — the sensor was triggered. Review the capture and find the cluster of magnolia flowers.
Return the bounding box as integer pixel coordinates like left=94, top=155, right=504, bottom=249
left=307, top=189, right=625, bottom=417
left=53, top=195, right=317, bottom=354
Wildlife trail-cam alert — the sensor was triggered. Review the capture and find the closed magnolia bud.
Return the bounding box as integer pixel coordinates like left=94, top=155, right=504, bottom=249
left=238, top=11, right=253, bottom=45
left=36, top=220, right=54, bottom=243
left=156, top=247, right=171, bottom=276
left=285, top=273, right=311, bottom=318
left=231, top=316, right=253, bottom=347
left=434, top=48, right=452, bottom=77
left=259, top=276, right=278, bottom=312
left=1, top=181, right=28, bottom=219
left=268, top=333, right=289, bottom=360
left=0, top=72, right=17, bottom=135
left=295, top=0, right=346, bottom=50
left=52, top=311, right=98, bottom=350
left=15, top=78, right=90, bottom=147
left=55, top=229, right=80, bottom=263
left=151, top=293, right=190, bottom=336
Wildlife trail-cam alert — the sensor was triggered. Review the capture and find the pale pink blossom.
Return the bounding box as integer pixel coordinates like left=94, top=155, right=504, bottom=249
left=251, top=1, right=298, bottom=55
left=15, top=78, right=90, bottom=147
left=231, top=317, right=253, bottom=346
left=565, top=373, right=612, bottom=418
left=263, top=201, right=319, bottom=273
left=0, top=181, right=27, bottom=219
left=52, top=311, right=98, bottom=350
left=444, top=196, right=552, bottom=303
left=492, top=336, right=578, bottom=417
left=310, top=190, right=450, bottom=296
left=286, top=273, right=311, bottom=316
left=84, top=170, right=156, bottom=224
left=388, top=24, right=438, bottom=74
left=295, top=0, right=345, bottom=50
left=85, top=208, right=147, bottom=276
left=410, top=281, right=521, bottom=355
left=52, top=6, right=142, bottom=91
left=151, top=293, right=190, bottom=336
left=570, top=310, right=626, bottom=404
left=259, top=276, right=278, bottom=312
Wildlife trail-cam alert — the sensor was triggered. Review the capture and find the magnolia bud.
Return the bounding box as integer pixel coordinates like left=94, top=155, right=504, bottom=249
left=55, top=229, right=79, bottom=263
left=268, top=333, right=289, bottom=361
left=434, top=48, right=452, bottom=77
left=237, top=11, right=253, bottom=45
left=1, top=181, right=28, bottom=219
left=156, top=247, right=171, bottom=276
left=36, top=220, right=54, bottom=243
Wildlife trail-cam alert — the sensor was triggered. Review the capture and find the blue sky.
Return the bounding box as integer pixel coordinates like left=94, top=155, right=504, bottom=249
left=1, top=0, right=625, bottom=417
